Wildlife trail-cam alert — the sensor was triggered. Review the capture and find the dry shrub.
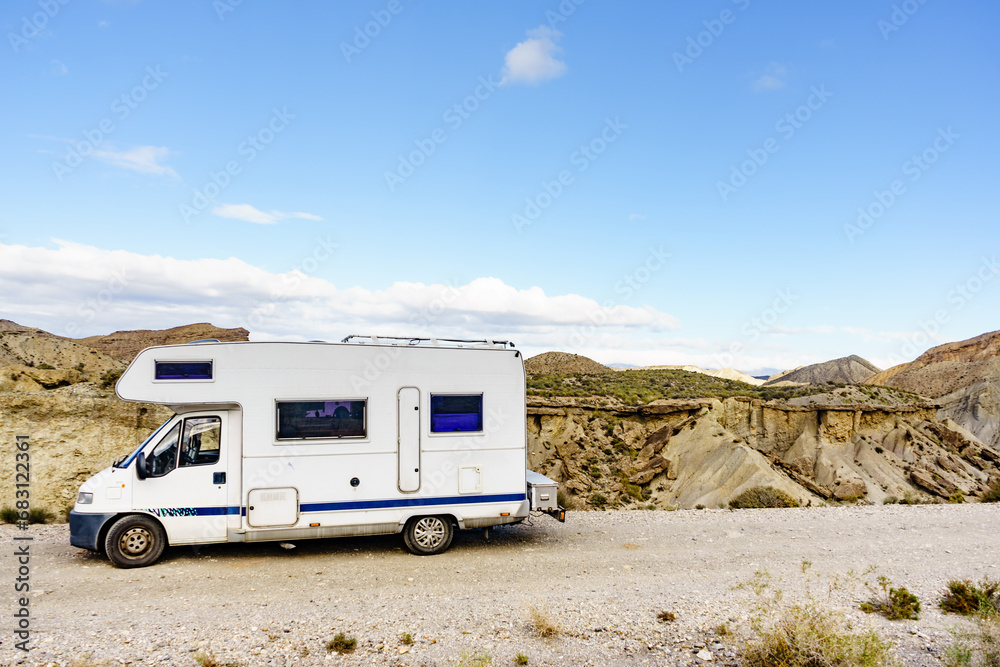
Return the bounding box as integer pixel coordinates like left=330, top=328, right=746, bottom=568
left=941, top=579, right=1000, bottom=616
left=743, top=603, right=899, bottom=667
left=527, top=606, right=560, bottom=638
left=729, top=486, right=800, bottom=509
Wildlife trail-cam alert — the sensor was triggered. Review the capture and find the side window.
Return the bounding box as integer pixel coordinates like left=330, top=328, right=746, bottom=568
left=148, top=422, right=180, bottom=477
left=276, top=400, right=367, bottom=440
left=180, top=417, right=221, bottom=467
left=430, top=394, right=483, bottom=432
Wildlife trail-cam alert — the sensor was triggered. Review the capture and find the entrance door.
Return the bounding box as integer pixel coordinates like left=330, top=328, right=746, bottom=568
left=131, top=411, right=230, bottom=544
left=397, top=387, right=421, bottom=492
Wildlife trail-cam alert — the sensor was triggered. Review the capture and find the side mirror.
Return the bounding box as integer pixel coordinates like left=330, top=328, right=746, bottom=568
left=135, top=452, right=148, bottom=480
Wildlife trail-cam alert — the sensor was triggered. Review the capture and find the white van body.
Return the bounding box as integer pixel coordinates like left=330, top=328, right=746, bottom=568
left=69, top=337, right=559, bottom=567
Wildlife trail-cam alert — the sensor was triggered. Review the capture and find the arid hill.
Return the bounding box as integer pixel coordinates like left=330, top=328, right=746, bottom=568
left=763, top=355, right=881, bottom=386
left=525, top=351, right=613, bottom=375
left=866, top=330, right=1000, bottom=449
left=76, top=322, right=250, bottom=362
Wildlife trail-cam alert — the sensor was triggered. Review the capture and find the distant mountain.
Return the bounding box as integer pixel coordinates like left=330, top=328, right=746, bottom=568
left=525, top=352, right=613, bottom=375
left=762, top=355, right=881, bottom=387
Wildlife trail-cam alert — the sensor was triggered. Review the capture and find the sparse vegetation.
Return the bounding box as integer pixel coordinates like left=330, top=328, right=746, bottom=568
left=527, top=606, right=560, bottom=638
left=27, top=507, right=54, bottom=524
left=325, top=632, right=357, bottom=654
left=457, top=650, right=493, bottom=667
left=526, top=368, right=926, bottom=405
left=729, top=486, right=800, bottom=509
left=399, top=631, right=413, bottom=645
left=514, top=653, right=529, bottom=665
left=193, top=651, right=243, bottom=667
left=657, top=611, right=676, bottom=623
left=981, top=478, right=1000, bottom=503
left=0, top=507, right=20, bottom=523
left=590, top=493, right=607, bottom=508
left=944, top=614, right=1000, bottom=667
left=36, top=362, right=55, bottom=370
left=941, top=578, right=1000, bottom=616
left=99, top=368, right=123, bottom=389
left=743, top=602, right=899, bottom=667
left=860, top=575, right=921, bottom=620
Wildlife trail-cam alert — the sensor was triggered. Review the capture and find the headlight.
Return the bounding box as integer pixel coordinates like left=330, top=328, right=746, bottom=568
left=76, top=492, right=93, bottom=505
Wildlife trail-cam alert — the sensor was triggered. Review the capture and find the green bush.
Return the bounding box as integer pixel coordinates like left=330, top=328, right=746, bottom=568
left=325, top=632, right=356, bottom=653
left=981, top=478, right=1000, bottom=503
left=27, top=507, right=54, bottom=524
left=0, top=507, right=20, bottom=523
left=100, top=369, right=123, bottom=389
left=860, top=576, right=921, bottom=620
left=941, top=578, right=1000, bottom=616
left=590, top=493, right=607, bottom=508
left=36, top=362, right=55, bottom=370
left=729, top=486, right=800, bottom=509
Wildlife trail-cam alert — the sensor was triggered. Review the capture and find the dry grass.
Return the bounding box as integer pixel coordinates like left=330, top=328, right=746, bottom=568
left=527, top=606, right=561, bottom=638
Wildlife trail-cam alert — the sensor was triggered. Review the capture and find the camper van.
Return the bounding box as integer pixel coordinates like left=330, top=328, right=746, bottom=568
left=69, top=336, right=563, bottom=568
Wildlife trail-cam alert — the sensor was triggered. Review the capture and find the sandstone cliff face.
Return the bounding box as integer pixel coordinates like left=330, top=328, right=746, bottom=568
left=866, top=330, right=1000, bottom=450
left=0, top=385, right=172, bottom=514
left=527, top=396, right=999, bottom=510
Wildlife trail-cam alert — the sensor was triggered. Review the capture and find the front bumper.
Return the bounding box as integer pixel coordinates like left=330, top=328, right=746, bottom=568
left=69, top=511, right=117, bottom=551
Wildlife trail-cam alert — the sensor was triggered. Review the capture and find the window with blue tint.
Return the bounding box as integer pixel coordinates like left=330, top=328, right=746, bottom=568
left=276, top=400, right=367, bottom=440
left=155, top=360, right=213, bottom=380
left=430, top=394, right=483, bottom=433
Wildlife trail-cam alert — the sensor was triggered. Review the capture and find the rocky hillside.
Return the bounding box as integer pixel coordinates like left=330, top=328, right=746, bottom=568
left=763, top=355, right=881, bottom=386
left=76, top=322, right=249, bottom=362
left=525, top=351, right=613, bottom=374
left=867, top=330, right=1000, bottom=449
left=527, top=395, right=999, bottom=510
left=0, top=320, right=244, bottom=512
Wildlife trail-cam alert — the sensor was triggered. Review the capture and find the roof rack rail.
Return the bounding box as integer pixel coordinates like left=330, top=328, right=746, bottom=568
left=340, top=335, right=515, bottom=349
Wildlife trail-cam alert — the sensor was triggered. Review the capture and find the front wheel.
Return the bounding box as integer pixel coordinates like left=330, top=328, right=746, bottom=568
left=403, top=515, right=454, bottom=555
left=104, top=515, right=167, bottom=568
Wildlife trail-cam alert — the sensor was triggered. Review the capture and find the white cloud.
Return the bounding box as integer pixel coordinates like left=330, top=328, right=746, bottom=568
left=628, top=213, right=647, bottom=221
left=753, top=63, right=788, bottom=92
left=50, top=60, right=69, bottom=76
left=500, top=26, right=567, bottom=86
left=91, top=144, right=177, bottom=177
left=0, top=241, right=680, bottom=345
left=212, top=204, right=323, bottom=225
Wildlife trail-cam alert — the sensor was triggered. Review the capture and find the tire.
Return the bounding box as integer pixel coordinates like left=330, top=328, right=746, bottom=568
left=104, top=514, right=167, bottom=568
left=402, top=515, right=454, bottom=555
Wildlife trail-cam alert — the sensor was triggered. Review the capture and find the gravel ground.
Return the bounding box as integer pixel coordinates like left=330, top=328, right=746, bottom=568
left=2, top=504, right=998, bottom=666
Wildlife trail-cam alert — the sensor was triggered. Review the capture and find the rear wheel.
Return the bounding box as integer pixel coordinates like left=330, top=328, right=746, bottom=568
left=403, top=515, right=454, bottom=555
left=105, top=515, right=166, bottom=568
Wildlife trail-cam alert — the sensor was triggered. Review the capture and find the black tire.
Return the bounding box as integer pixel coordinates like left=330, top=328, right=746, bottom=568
left=402, top=515, right=454, bottom=555
left=104, top=514, right=167, bottom=568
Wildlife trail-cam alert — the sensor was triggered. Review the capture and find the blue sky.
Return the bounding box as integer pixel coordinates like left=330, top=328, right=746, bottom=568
left=1, top=0, right=998, bottom=374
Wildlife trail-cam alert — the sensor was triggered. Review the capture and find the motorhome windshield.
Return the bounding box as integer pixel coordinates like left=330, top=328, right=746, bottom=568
left=113, top=418, right=172, bottom=468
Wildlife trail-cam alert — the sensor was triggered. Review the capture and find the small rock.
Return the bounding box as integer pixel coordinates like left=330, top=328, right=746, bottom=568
left=696, top=648, right=714, bottom=661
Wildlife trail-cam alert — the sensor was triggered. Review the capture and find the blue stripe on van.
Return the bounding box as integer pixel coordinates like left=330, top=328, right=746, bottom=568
left=150, top=494, right=525, bottom=518
left=299, top=492, right=526, bottom=514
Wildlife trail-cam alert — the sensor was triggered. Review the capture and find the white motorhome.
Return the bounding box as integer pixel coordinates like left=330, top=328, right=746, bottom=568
left=69, top=336, right=563, bottom=568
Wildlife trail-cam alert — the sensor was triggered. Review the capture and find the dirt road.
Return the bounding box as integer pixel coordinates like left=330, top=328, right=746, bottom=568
left=3, top=504, right=998, bottom=666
